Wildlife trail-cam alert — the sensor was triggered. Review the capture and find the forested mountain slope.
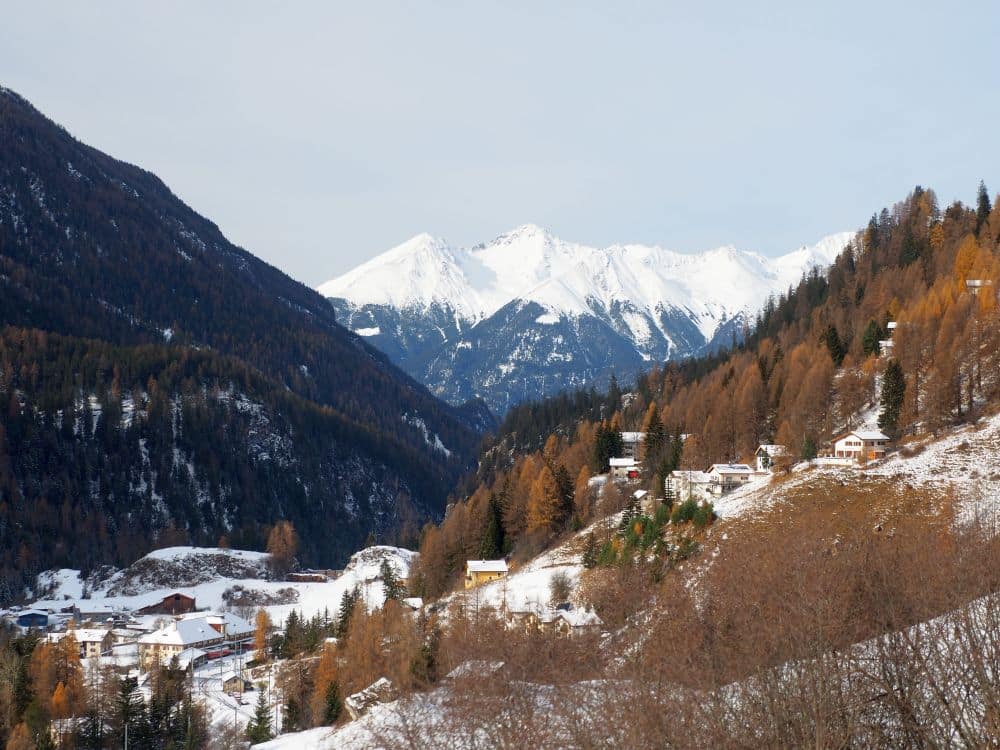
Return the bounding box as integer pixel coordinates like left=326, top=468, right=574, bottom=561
left=413, top=183, right=1000, bottom=597
left=0, top=87, right=482, bottom=601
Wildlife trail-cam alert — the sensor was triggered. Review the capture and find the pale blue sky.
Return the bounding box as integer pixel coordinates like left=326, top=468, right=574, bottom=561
left=3, top=1, right=998, bottom=284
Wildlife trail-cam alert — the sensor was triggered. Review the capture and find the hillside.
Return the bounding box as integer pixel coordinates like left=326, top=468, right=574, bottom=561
left=250, top=411, right=1000, bottom=748
left=319, top=225, right=852, bottom=413
left=0, top=86, right=482, bottom=599
left=22, top=544, right=417, bottom=629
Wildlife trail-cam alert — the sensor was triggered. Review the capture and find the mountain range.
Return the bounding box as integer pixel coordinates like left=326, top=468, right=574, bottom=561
left=0, top=86, right=486, bottom=596
left=320, top=225, right=854, bottom=413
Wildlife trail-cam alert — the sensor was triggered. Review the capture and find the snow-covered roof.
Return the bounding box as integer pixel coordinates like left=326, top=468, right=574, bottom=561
left=839, top=429, right=890, bottom=442
left=609, top=457, right=637, bottom=468
left=632, top=489, right=648, bottom=500
left=219, top=671, right=248, bottom=684
left=557, top=608, right=603, bottom=628
left=178, top=611, right=253, bottom=636
left=670, top=470, right=711, bottom=483
left=466, top=560, right=508, bottom=574
left=755, top=444, right=787, bottom=455
left=67, top=628, right=111, bottom=643
left=138, top=618, right=223, bottom=647
left=621, top=432, right=646, bottom=443
left=707, top=463, right=754, bottom=475
left=175, top=647, right=206, bottom=668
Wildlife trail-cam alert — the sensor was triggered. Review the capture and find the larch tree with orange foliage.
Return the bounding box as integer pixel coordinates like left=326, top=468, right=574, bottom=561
left=254, top=609, right=273, bottom=662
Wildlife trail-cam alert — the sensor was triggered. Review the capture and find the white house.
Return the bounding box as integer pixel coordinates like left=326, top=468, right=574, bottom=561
left=138, top=618, right=225, bottom=669
left=832, top=429, right=890, bottom=464
left=620, top=432, right=646, bottom=460
left=754, top=444, right=787, bottom=472
left=609, top=457, right=640, bottom=481
left=46, top=628, right=113, bottom=659
left=665, top=470, right=713, bottom=502
left=705, top=464, right=754, bottom=494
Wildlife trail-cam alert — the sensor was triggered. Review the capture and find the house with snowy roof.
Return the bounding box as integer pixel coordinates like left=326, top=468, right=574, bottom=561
left=137, top=618, right=225, bottom=670
left=705, top=464, right=754, bottom=493
left=176, top=611, right=254, bottom=643
left=832, top=429, right=891, bottom=464
left=464, top=559, right=508, bottom=589
left=609, top=457, right=640, bottom=481
left=220, top=671, right=252, bottom=694
left=754, top=444, right=788, bottom=472
left=665, top=470, right=713, bottom=502
left=49, top=628, right=113, bottom=659
left=620, top=432, right=646, bottom=460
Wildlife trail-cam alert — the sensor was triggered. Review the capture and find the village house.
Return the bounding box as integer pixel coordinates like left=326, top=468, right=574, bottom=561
left=832, top=429, right=891, bottom=464
left=138, top=618, right=225, bottom=669
left=64, top=628, right=114, bottom=659
left=15, top=610, right=50, bottom=629
left=620, top=432, right=646, bottom=460
left=705, top=464, right=754, bottom=494
left=465, top=560, right=508, bottom=589
left=137, top=592, right=197, bottom=616
left=754, top=444, right=787, bottom=472
left=176, top=611, right=255, bottom=643
left=665, top=470, right=713, bottom=502
left=609, top=457, right=640, bottom=481
left=505, top=604, right=602, bottom=637
left=554, top=607, right=603, bottom=637
left=221, top=671, right=252, bottom=695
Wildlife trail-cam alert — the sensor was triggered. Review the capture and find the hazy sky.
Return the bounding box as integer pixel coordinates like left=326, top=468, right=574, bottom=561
left=3, top=2, right=999, bottom=285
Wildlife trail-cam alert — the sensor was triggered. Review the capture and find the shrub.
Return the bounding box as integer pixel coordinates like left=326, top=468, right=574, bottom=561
left=692, top=502, right=714, bottom=530
left=549, top=571, right=572, bottom=604
left=671, top=498, right=698, bottom=525
left=596, top=540, right=618, bottom=567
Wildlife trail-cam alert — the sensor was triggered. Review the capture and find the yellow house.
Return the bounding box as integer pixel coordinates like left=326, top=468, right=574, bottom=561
left=465, top=559, right=508, bottom=589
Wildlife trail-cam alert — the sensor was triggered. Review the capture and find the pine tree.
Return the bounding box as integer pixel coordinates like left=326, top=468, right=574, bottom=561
left=245, top=688, right=273, bottom=744
left=380, top=559, right=405, bottom=602
left=552, top=464, right=575, bottom=529
left=861, top=319, right=884, bottom=357
left=336, top=586, right=361, bottom=638
left=478, top=493, right=505, bottom=559
left=111, top=676, right=148, bottom=750
left=801, top=435, right=818, bottom=461
left=976, top=180, right=992, bottom=234
left=322, top=681, right=342, bottom=726
left=878, top=359, right=906, bottom=435
left=618, top=492, right=640, bottom=532
left=822, top=324, right=846, bottom=366
left=642, top=405, right=665, bottom=472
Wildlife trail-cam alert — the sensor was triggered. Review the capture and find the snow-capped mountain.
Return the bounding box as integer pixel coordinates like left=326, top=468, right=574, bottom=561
left=319, top=225, right=854, bottom=413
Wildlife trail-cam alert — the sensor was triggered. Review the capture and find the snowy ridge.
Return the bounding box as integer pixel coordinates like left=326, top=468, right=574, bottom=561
left=319, top=225, right=855, bottom=341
